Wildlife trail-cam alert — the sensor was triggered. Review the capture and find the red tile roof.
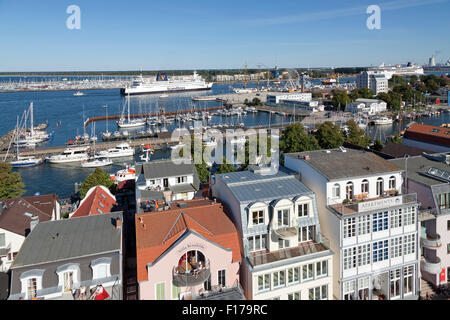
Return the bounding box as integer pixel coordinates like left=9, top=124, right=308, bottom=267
left=0, top=194, right=58, bottom=236
left=404, top=123, right=450, bottom=147
left=71, top=186, right=116, bottom=218
left=135, top=202, right=241, bottom=282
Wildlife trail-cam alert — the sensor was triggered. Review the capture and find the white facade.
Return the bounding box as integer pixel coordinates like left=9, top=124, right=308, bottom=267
left=285, top=152, right=420, bottom=300
left=345, top=99, right=387, bottom=115
left=266, top=93, right=312, bottom=106
left=211, top=169, right=333, bottom=300
left=0, top=228, right=25, bottom=272
left=356, top=71, right=388, bottom=95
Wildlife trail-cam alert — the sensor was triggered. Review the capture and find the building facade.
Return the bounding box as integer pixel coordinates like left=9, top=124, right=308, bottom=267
left=285, top=148, right=420, bottom=300
left=345, top=98, right=387, bottom=115
left=266, top=93, right=312, bottom=106
left=211, top=166, right=333, bottom=300
left=135, top=200, right=243, bottom=300
left=356, top=71, right=388, bottom=95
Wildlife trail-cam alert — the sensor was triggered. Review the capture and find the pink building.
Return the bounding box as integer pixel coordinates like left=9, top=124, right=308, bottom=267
left=135, top=200, right=243, bottom=300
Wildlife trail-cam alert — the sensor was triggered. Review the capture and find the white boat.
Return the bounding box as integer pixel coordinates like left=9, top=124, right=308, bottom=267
left=46, top=146, right=90, bottom=164
left=74, top=91, right=84, bottom=96
left=110, top=165, right=136, bottom=183
left=121, top=71, right=213, bottom=95
left=117, top=94, right=146, bottom=129
left=159, top=94, right=169, bottom=98
left=372, top=117, right=393, bottom=125
left=10, top=156, right=44, bottom=168
left=97, top=143, right=135, bottom=158
left=81, top=158, right=113, bottom=168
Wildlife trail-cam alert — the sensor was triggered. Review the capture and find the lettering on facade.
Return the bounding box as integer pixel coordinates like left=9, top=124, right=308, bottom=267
left=358, top=196, right=402, bottom=212
left=177, top=243, right=206, bottom=254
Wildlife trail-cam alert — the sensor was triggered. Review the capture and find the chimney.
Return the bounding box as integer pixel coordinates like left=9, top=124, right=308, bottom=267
left=30, top=215, right=39, bottom=232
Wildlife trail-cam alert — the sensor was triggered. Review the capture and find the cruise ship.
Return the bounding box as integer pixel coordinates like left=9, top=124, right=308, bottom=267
left=369, top=62, right=424, bottom=79
left=120, top=71, right=213, bottom=95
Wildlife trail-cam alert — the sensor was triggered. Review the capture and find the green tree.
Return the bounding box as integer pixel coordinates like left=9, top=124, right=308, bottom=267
left=195, top=162, right=210, bottom=184
left=252, top=98, right=262, bottom=106
left=80, top=168, right=115, bottom=199
left=388, top=134, right=402, bottom=144
left=371, top=139, right=384, bottom=152
left=332, top=91, right=352, bottom=110
left=215, top=157, right=236, bottom=174
left=346, top=120, right=370, bottom=147
left=314, top=122, right=345, bottom=149
left=0, top=162, right=25, bottom=200
left=280, top=123, right=319, bottom=153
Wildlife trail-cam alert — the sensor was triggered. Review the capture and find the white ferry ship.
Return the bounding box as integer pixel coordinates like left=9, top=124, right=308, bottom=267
left=120, top=71, right=213, bottom=95
left=369, top=62, right=424, bottom=80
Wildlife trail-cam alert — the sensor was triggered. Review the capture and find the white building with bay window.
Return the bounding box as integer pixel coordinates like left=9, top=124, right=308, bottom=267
left=285, top=148, right=420, bottom=300
left=211, top=165, right=334, bottom=300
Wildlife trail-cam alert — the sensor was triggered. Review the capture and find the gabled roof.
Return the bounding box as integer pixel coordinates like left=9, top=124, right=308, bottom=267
left=0, top=194, right=58, bottom=236
left=71, top=186, right=116, bottom=218
left=404, top=123, right=450, bottom=147
left=11, top=212, right=122, bottom=268
left=135, top=202, right=241, bottom=282
left=136, top=159, right=197, bottom=180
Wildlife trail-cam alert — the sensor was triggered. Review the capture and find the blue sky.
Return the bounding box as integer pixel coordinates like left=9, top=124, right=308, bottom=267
left=0, top=0, right=449, bottom=71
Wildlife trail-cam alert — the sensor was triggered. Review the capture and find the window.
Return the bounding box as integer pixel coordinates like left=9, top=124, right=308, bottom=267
left=391, top=237, right=403, bottom=258
left=376, top=178, right=384, bottom=196
left=372, top=240, right=389, bottom=262
left=390, top=269, right=401, bottom=299
left=248, top=235, right=266, bottom=252
left=288, top=292, right=301, bottom=300
left=257, top=274, right=270, bottom=292
left=287, top=267, right=300, bottom=284
left=404, top=207, right=416, bottom=226
left=448, top=220, right=450, bottom=230
left=332, top=184, right=340, bottom=198
left=252, top=210, right=264, bottom=225
left=357, top=244, right=371, bottom=267
left=299, top=226, right=314, bottom=242
left=278, top=239, right=290, bottom=249
left=389, top=176, right=396, bottom=190
left=27, top=278, right=37, bottom=299
left=316, top=260, right=328, bottom=277
left=302, top=264, right=314, bottom=281
left=93, top=264, right=109, bottom=280
left=156, top=282, right=165, bottom=300
left=447, top=243, right=450, bottom=254
left=361, top=179, right=369, bottom=194
left=63, top=272, right=73, bottom=292
left=372, top=212, right=388, bottom=232
left=172, top=282, right=181, bottom=299
left=358, top=215, right=371, bottom=236
left=404, top=266, right=414, bottom=295
left=277, top=209, right=289, bottom=227
left=439, top=193, right=450, bottom=210
left=343, top=280, right=355, bottom=300
left=272, top=270, right=286, bottom=288
left=0, top=233, right=5, bottom=247
left=404, top=234, right=416, bottom=255
left=298, top=203, right=309, bottom=218
left=343, top=217, right=356, bottom=238
left=218, top=269, right=226, bottom=287
left=343, top=247, right=357, bottom=270
left=309, top=285, right=328, bottom=300
left=177, top=176, right=187, bottom=184
left=391, top=209, right=402, bottom=229
left=346, top=182, right=354, bottom=200
left=358, top=277, right=370, bottom=300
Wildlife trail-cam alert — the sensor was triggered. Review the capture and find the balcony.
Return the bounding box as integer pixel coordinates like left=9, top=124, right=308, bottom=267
left=272, top=218, right=298, bottom=239
left=421, top=256, right=442, bottom=275
left=0, top=244, right=11, bottom=257
left=328, top=193, right=417, bottom=215
left=421, top=233, right=442, bottom=248
left=248, top=241, right=329, bottom=267
left=173, top=260, right=210, bottom=287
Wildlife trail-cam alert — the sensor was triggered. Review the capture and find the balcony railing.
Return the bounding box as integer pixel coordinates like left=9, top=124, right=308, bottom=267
left=173, top=260, right=210, bottom=287
left=421, top=233, right=442, bottom=248
left=421, top=256, right=442, bottom=275
left=328, top=193, right=418, bottom=215
left=0, top=244, right=11, bottom=257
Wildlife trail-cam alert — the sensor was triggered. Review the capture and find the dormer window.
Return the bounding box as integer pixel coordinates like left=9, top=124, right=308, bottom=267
left=252, top=210, right=264, bottom=225
left=389, top=176, right=396, bottom=190
left=332, top=184, right=340, bottom=198
left=298, top=203, right=309, bottom=218
left=277, top=209, right=290, bottom=227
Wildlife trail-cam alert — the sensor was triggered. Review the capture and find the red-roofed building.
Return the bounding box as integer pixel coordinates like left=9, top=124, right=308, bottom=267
left=70, top=186, right=116, bottom=218
left=135, top=201, right=243, bottom=300
left=403, top=123, right=450, bottom=153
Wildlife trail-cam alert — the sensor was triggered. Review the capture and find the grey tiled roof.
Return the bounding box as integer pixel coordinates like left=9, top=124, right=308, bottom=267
left=11, top=212, right=122, bottom=268
left=287, top=148, right=402, bottom=180
left=136, top=159, right=197, bottom=180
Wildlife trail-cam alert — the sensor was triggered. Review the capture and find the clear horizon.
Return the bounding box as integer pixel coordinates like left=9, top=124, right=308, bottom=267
left=0, top=0, right=449, bottom=72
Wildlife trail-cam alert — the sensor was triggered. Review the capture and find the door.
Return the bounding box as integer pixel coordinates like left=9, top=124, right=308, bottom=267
left=64, top=272, right=73, bottom=292
left=163, top=178, right=169, bottom=188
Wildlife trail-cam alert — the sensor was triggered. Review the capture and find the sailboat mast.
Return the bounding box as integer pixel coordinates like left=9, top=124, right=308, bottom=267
left=128, top=93, right=130, bottom=122
left=30, top=102, right=34, bottom=138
